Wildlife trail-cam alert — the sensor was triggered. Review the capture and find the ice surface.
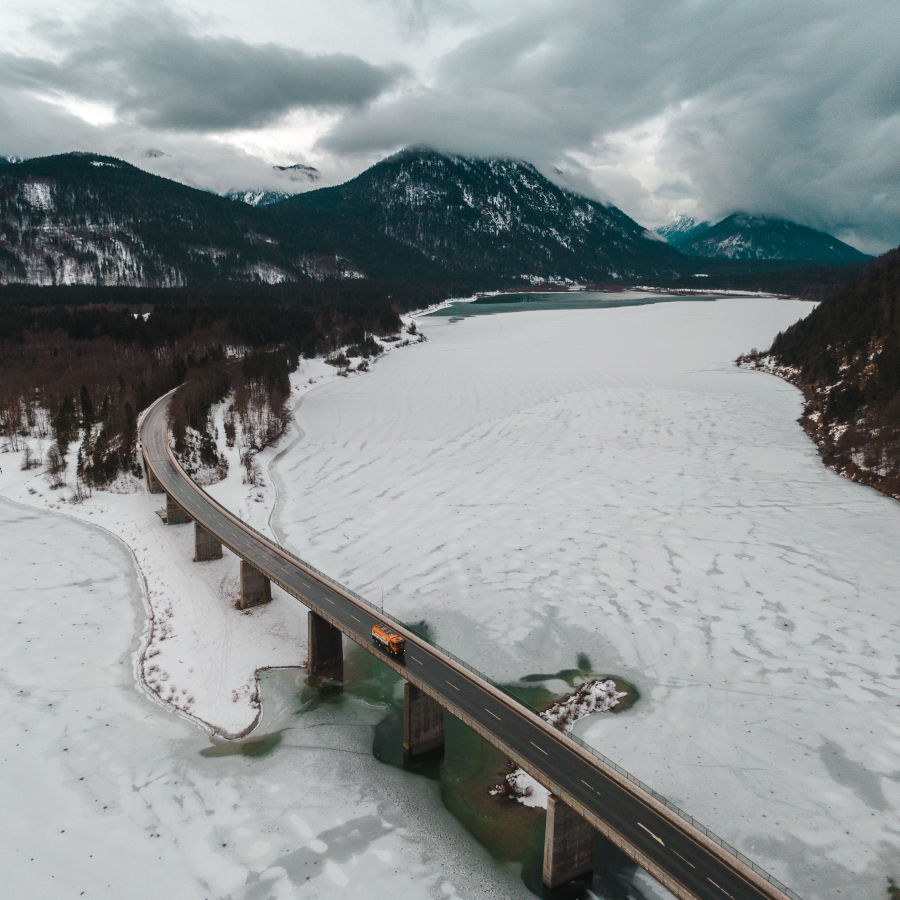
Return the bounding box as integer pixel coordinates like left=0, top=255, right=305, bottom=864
left=269, top=298, right=900, bottom=898
left=0, top=498, right=533, bottom=899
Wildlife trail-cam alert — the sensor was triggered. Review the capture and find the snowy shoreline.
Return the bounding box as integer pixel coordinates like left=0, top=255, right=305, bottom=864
left=0, top=313, right=429, bottom=737
left=738, top=352, right=900, bottom=504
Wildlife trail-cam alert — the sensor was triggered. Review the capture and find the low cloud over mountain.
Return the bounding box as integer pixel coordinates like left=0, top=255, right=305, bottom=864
left=1, top=0, right=897, bottom=252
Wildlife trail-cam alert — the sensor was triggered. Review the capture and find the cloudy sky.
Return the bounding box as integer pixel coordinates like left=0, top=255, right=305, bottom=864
left=3, top=0, right=898, bottom=251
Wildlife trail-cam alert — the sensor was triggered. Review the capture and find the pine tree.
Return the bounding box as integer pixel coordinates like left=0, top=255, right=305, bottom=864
left=80, top=384, right=94, bottom=431
left=53, top=394, right=77, bottom=454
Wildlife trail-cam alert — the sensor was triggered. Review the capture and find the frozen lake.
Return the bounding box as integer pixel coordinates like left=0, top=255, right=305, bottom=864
left=271, top=297, right=900, bottom=898
left=0, top=498, right=537, bottom=899
left=4, top=295, right=899, bottom=899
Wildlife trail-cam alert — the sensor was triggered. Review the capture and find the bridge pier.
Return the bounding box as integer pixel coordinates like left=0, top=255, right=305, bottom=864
left=308, top=611, right=343, bottom=681
left=193, top=522, right=223, bottom=561
left=239, top=560, right=271, bottom=609
left=144, top=459, right=163, bottom=494
left=165, top=491, right=191, bottom=524
left=543, top=795, right=594, bottom=889
left=403, top=683, right=444, bottom=760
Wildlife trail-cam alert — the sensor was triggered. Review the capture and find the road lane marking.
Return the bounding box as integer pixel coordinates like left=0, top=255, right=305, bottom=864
left=445, top=680, right=460, bottom=691
left=324, top=598, right=335, bottom=604
left=408, top=654, right=423, bottom=665
left=580, top=778, right=597, bottom=793
left=637, top=821, right=665, bottom=847
left=484, top=707, right=502, bottom=721
left=706, top=878, right=735, bottom=899
left=529, top=741, right=549, bottom=756
left=349, top=614, right=362, bottom=623
left=671, top=850, right=695, bottom=869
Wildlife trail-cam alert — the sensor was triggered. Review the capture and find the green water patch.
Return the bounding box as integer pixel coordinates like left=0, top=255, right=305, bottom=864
left=219, top=637, right=646, bottom=896
left=428, top=291, right=718, bottom=318
left=363, top=644, right=642, bottom=897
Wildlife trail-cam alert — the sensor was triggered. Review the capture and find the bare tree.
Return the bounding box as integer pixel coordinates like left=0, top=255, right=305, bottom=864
left=46, top=444, right=67, bottom=489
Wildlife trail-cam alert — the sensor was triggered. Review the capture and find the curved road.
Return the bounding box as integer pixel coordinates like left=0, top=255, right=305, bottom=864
left=140, top=393, right=797, bottom=900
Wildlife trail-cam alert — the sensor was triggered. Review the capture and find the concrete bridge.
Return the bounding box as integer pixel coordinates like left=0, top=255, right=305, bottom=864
left=139, top=392, right=800, bottom=900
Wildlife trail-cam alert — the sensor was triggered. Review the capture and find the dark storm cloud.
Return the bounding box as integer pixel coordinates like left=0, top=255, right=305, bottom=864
left=2, top=0, right=897, bottom=250
left=0, top=7, right=408, bottom=131
left=323, top=0, right=900, bottom=250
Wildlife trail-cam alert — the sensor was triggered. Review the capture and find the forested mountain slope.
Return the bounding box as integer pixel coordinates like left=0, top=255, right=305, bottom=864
left=0, top=153, right=365, bottom=285
left=275, top=148, right=685, bottom=282
left=683, top=213, right=868, bottom=262
left=740, top=246, right=900, bottom=499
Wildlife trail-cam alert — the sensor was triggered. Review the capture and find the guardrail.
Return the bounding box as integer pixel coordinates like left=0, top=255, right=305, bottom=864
left=142, top=394, right=801, bottom=900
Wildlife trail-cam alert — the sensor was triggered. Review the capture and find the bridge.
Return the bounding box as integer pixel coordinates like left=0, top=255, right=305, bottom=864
left=139, top=391, right=799, bottom=900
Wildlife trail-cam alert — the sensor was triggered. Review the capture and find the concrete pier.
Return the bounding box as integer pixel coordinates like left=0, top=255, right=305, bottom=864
left=193, top=522, right=223, bottom=561
left=165, top=492, right=191, bottom=524
left=239, top=560, right=271, bottom=609
left=402, top=683, right=444, bottom=760
left=145, top=461, right=163, bottom=494
left=542, top=795, right=594, bottom=889
left=308, top=611, right=343, bottom=680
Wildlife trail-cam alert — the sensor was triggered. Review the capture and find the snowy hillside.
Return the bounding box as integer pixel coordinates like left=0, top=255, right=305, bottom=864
left=740, top=244, right=900, bottom=499
left=273, top=162, right=320, bottom=183
left=224, top=162, right=321, bottom=208
left=225, top=189, right=293, bottom=207
left=655, top=214, right=711, bottom=246
left=0, top=175, right=184, bottom=286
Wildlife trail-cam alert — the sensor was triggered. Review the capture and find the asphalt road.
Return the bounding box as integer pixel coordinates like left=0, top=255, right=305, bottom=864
left=140, top=395, right=795, bottom=900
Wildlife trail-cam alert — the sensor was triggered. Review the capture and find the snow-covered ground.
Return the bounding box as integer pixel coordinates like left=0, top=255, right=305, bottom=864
left=0, top=414, right=307, bottom=735
left=268, top=297, right=900, bottom=899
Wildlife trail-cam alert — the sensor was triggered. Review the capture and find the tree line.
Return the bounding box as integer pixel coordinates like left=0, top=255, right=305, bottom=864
left=743, top=245, right=900, bottom=498
left=0, top=282, right=423, bottom=489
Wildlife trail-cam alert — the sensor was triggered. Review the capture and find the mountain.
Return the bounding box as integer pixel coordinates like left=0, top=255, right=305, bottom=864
left=0, top=152, right=363, bottom=286
left=6, top=148, right=869, bottom=290
left=656, top=215, right=711, bottom=247
left=739, top=245, right=900, bottom=499
left=681, top=213, right=868, bottom=262
left=275, top=148, right=684, bottom=282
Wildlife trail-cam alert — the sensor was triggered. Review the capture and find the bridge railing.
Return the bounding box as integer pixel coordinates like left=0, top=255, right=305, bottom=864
left=155, top=426, right=801, bottom=900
